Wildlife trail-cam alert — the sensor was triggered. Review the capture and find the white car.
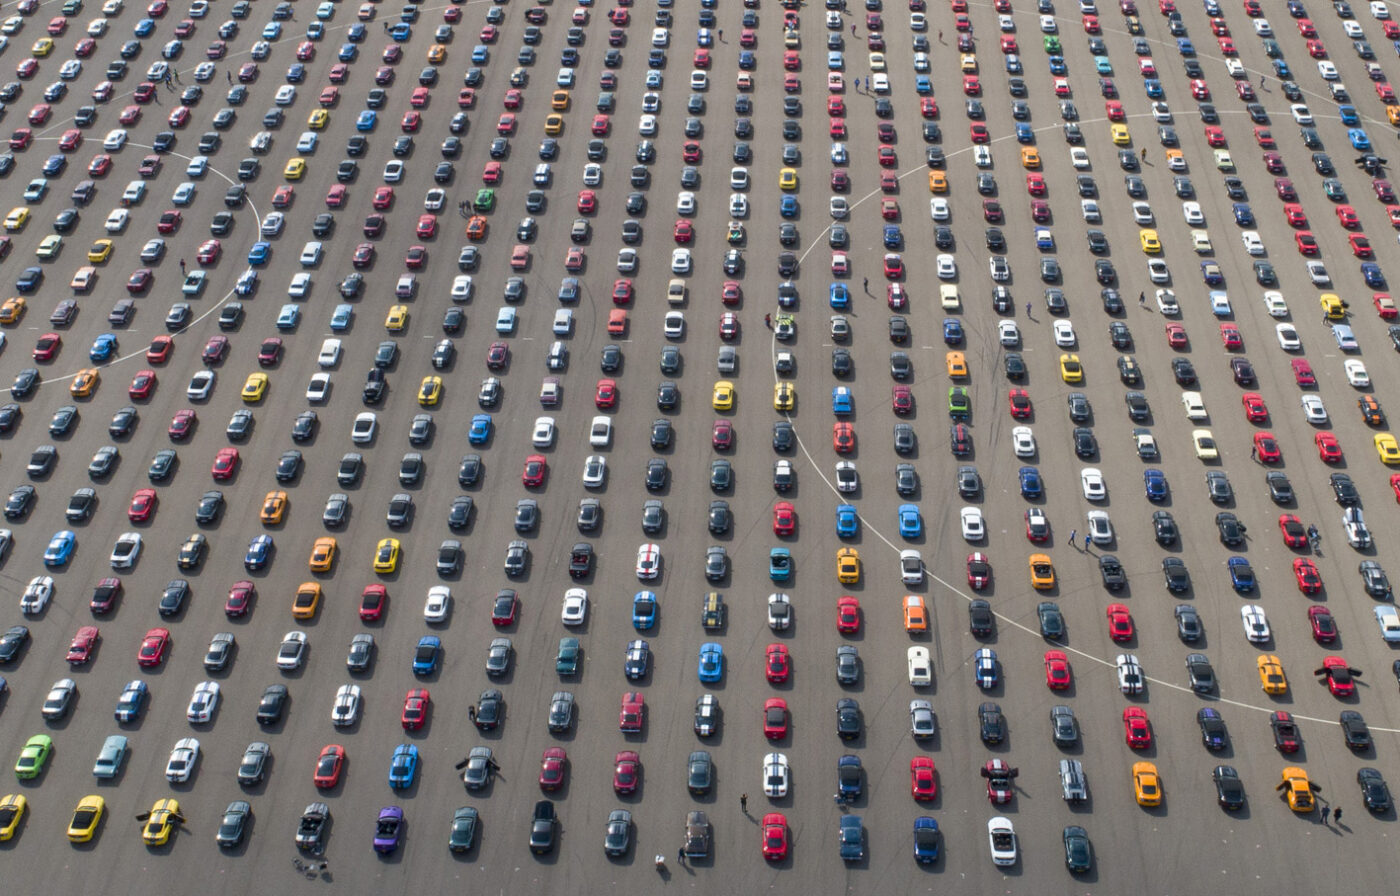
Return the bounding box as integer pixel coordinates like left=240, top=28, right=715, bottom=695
left=561, top=588, right=589, bottom=626
left=186, top=369, right=215, bottom=401
left=1241, top=231, right=1264, bottom=255
left=1070, top=148, right=1090, bottom=169
left=900, top=549, right=924, bottom=585
left=670, top=249, right=691, bottom=274
left=275, top=631, right=307, bottom=670
left=1182, top=202, right=1204, bottom=225
left=988, top=817, right=1018, bottom=867
left=729, top=167, right=750, bottom=190
left=676, top=191, right=697, bottom=215
left=424, top=188, right=446, bottom=211
left=1301, top=394, right=1328, bottom=424
left=305, top=372, right=331, bottom=403
left=767, top=592, right=792, bottom=630
left=729, top=193, right=749, bottom=217
left=451, top=275, right=474, bottom=301
left=1155, top=289, right=1179, bottom=314
left=998, top=319, right=1020, bottom=345
left=581, top=454, right=607, bottom=489
left=382, top=160, right=404, bottom=182
left=1263, top=291, right=1289, bottom=317
left=907, top=646, right=932, bottom=686
left=1276, top=323, right=1302, bottom=350
left=1344, top=359, right=1370, bottom=387
left=103, top=128, right=128, bottom=150
left=835, top=461, right=858, bottom=493
left=1053, top=320, right=1076, bottom=347
left=1193, top=429, right=1219, bottom=460
left=317, top=338, right=342, bottom=368
left=104, top=209, right=129, bottom=232
left=1134, top=429, right=1159, bottom=457
left=21, top=575, right=55, bottom=613
left=1239, top=604, right=1272, bottom=643
left=763, top=752, right=790, bottom=798
left=910, top=699, right=937, bottom=738
left=936, top=254, right=956, bottom=279
left=583, top=161, right=604, bottom=184
left=1191, top=230, right=1213, bottom=253
left=1209, top=292, right=1231, bottom=316
left=929, top=198, right=950, bottom=221
left=1082, top=199, right=1101, bottom=222
left=974, top=146, right=992, bottom=168
left=331, top=684, right=361, bottom=726
left=1147, top=259, right=1170, bottom=283
left=960, top=506, right=985, bottom=541
left=165, top=737, right=200, bottom=782
left=1080, top=467, right=1107, bottom=501
left=830, top=196, right=850, bottom=219
left=1116, top=654, right=1144, bottom=694
left=830, top=142, right=849, bottom=164
left=351, top=411, right=377, bottom=444
left=1375, top=606, right=1400, bottom=641
left=1011, top=426, right=1036, bottom=458
left=636, top=543, right=660, bottom=580
left=299, top=241, right=323, bottom=266
left=1181, top=392, right=1208, bottom=421
left=1306, top=261, right=1330, bottom=286
left=1344, top=507, right=1372, bottom=548
left=533, top=416, right=556, bottom=448
left=1085, top=510, right=1113, bottom=545
left=110, top=532, right=142, bottom=569
left=617, top=248, right=639, bottom=272
left=1291, top=104, right=1314, bottom=124
left=173, top=182, right=196, bottom=205
left=1318, top=60, right=1339, bottom=79
left=589, top=415, right=611, bottom=447
left=186, top=680, right=220, bottom=723
left=424, top=586, right=451, bottom=624
left=1131, top=202, right=1154, bottom=225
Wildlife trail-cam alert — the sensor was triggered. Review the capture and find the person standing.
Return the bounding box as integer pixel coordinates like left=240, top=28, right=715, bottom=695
left=862, top=277, right=869, bottom=293
left=1084, top=533, right=1091, bottom=550
left=1334, top=807, right=1342, bottom=824
left=226, top=70, right=232, bottom=84
left=740, top=794, right=748, bottom=813
left=179, top=258, right=187, bottom=274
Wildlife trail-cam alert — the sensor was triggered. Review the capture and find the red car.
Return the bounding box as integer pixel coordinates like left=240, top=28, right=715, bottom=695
left=405, top=245, right=427, bottom=269
left=1030, top=199, right=1051, bottom=222
left=877, top=146, right=896, bottom=168
left=1309, top=606, right=1338, bottom=643
left=195, top=240, right=220, bottom=265
left=1190, top=79, right=1210, bottom=99
left=27, top=104, right=51, bottom=126
left=521, top=454, right=546, bottom=488
left=146, top=335, right=174, bottom=363
left=486, top=342, right=508, bottom=370
left=761, top=813, right=788, bottom=860
left=496, top=113, right=516, bottom=135
left=1106, top=603, right=1134, bottom=642
left=1271, top=711, right=1302, bottom=753
left=1291, top=358, right=1316, bottom=386
left=363, top=216, right=385, bottom=238
left=359, top=584, right=387, bottom=622
left=833, top=421, right=855, bottom=453
left=613, top=750, right=640, bottom=794
left=887, top=283, right=907, bottom=309
left=910, top=757, right=938, bottom=801
left=1393, top=472, right=1400, bottom=501
left=1317, top=656, right=1358, bottom=697
left=88, top=154, right=113, bottom=176
left=324, top=184, right=346, bottom=207
left=967, top=552, right=991, bottom=590
left=892, top=385, right=913, bottom=415
left=673, top=220, right=694, bottom=243
left=128, top=369, right=156, bottom=400
left=682, top=141, right=701, bottom=162
left=1123, top=707, right=1152, bottom=748
left=272, top=185, right=294, bottom=208
left=257, top=338, right=282, bottom=367
left=225, top=581, right=256, bottom=618
left=983, top=199, right=1003, bottom=222
left=1105, top=100, right=1124, bottom=120
left=167, top=106, right=191, bottom=128
left=1164, top=323, right=1188, bottom=349
left=539, top=747, right=567, bottom=791
left=883, top=254, right=904, bottom=279
left=963, top=74, right=980, bottom=96
left=502, top=88, right=522, bottom=110
left=481, top=161, right=502, bottom=184
left=66, top=625, right=99, bottom=665
left=1275, top=177, right=1298, bottom=199
left=1241, top=392, right=1268, bottom=421
left=1026, top=173, right=1047, bottom=195
left=831, top=169, right=850, bottom=191
left=1044, top=650, right=1071, bottom=689
left=401, top=688, right=430, bottom=730
left=836, top=595, right=861, bottom=633
left=1284, top=203, right=1309, bottom=228
left=32, top=332, right=61, bottom=362
left=168, top=408, right=196, bottom=440
left=371, top=186, right=393, bottom=210
left=611, top=279, right=633, bottom=304
left=1007, top=389, right=1032, bottom=418
left=313, top=745, right=345, bottom=788
left=707, top=418, right=731, bottom=450
left=1262, top=151, right=1283, bottom=173
left=416, top=214, right=437, bottom=238
left=982, top=759, right=1014, bottom=803
left=137, top=627, right=171, bottom=667
left=829, top=117, right=846, bottom=137
left=1376, top=180, right=1397, bottom=203
left=1350, top=234, right=1374, bottom=258
left=1294, top=558, right=1323, bottom=594
left=211, top=446, right=239, bottom=480
left=881, top=198, right=900, bottom=220
left=577, top=190, right=597, bottom=214
left=773, top=501, right=796, bottom=536
left=619, top=693, right=644, bottom=733
left=1315, top=431, right=1343, bottom=462
left=1203, top=126, right=1226, bottom=147
left=765, top=643, right=790, bottom=683
left=970, top=124, right=989, bottom=143
left=587, top=379, right=616, bottom=410
left=1253, top=432, right=1282, bottom=463
left=57, top=129, right=82, bottom=151
left=719, top=312, right=739, bottom=340
left=763, top=697, right=789, bottom=739
left=400, top=110, right=421, bottom=132
left=1296, top=231, right=1320, bottom=255
left=1279, top=514, right=1308, bottom=548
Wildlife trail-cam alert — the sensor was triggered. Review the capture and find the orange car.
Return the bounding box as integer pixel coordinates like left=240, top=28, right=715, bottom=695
left=903, top=595, right=928, bottom=632
left=466, top=215, right=488, bottom=241
left=607, top=308, right=628, bottom=335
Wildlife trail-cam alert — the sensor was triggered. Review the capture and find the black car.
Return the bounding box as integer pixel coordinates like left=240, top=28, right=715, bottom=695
left=1171, top=358, right=1197, bottom=384
left=1358, top=768, right=1392, bottom=812
left=893, top=423, right=916, bottom=454
left=1072, top=428, right=1097, bottom=458
left=1330, top=473, right=1359, bottom=504
left=1099, top=555, right=1126, bottom=589
left=832, top=348, right=852, bottom=377
left=1212, top=765, right=1244, bottom=810
left=530, top=801, right=557, bottom=854
left=600, top=344, right=622, bottom=373
left=836, top=698, right=862, bottom=739
left=447, top=496, right=472, bottom=531
left=979, top=702, right=1006, bottom=744
left=1341, top=711, right=1371, bottom=750
left=1153, top=510, right=1178, bottom=545
left=969, top=600, right=994, bottom=637
left=707, top=501, right=730, bottom=535
left=159, top=579, right=190, bottom=616
left=4, top=485, right=35, bottom=520
left=291, top=410, right=317, bottom=442
left=0, top=624, right=28, bottom=662
left=1162, top=557, right=1190, bottom=592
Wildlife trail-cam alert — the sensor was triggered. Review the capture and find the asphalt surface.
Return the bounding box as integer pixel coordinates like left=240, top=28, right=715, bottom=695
left=3, top=0, right=1400, bottom=891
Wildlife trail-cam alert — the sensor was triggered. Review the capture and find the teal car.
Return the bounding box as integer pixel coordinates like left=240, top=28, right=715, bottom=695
left=1094, top=56, right=1113, bottom=74
left=15, top=734, right=52, bottom=779
left=769, top=547, right=792, bottom=582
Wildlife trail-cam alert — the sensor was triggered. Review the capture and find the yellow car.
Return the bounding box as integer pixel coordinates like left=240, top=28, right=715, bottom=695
left=928, top=170, right=948, bottom=193
left=773, top=382, right=795, bottom=411
left=1280, top=767, right=1316, bottom=813
left=1029, top=553, right=1056, bottom=590
left=1390, top=104, right=1400, bottom=126
left=1139, top=229, right=1162, bottom=254
left=713, top=380, right=735, bottom=411
left=31, top=38, right=54, bottom=57
left=1320, top=293, right=1345, bottom=319
left=1377, top=433, right=1400, bottom=464
left=1132, top=762, right=1162, bottom=807
left=0, top=793, right=26, bottom=841
left=307, top=108, right=329, bottom=129
left=67, top=794, right=104, bottom=843
left=36, top=235, right=63, bottom=259
left=1257, top=654, right=1288, bottom=694
left=418, top=375, right=443, bottom=406
left=1059, top=353, right=1083, bottom=383
left=428, top=43, right=447, bottom=64
left=4, top=207, right=30, bottom=231
left=374, top=538, right=401, bottom=573
left=292, top=582, right=322, bottom=619
left=1192, top=428, right=1218, bottom=460
left=88, top=239, right=114, bottom=263
left=960, top=53, right=978, bottom=72
left=70, top=368, right=100, bottom=398
left=142, top=798, right=180, bottom=846
left=0, top=297, right=25, bottom=324
left=259, top=490, right=288, bottom=525
left=784, top=30, right=800, bottom=48
left=283, top=158, right=307, bottom=180
left=836, top=547, right=861, bottom=584
left=1110, top=123, right=1131, bottom=145
left=946, top=351, right=968, bottom=378
left=550, top=89, right=570, bottom=110
left=241, top=372, right=269, bottom=402
left=385, top=304, right=409, bottom=331
left=1020, top=147, right=1040, bottom=169
left=309, top=536, right=337, bottom=573
left=778, top=168, right=798, bottom=191
left=544, top=113, right=564, bottom=135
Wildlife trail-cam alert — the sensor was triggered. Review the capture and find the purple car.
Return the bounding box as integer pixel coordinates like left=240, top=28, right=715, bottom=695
left=373, top=806, right=404, bottom=853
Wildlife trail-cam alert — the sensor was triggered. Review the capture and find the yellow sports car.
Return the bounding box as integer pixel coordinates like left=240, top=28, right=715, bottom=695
left=88, top=239, right=114, bottom=263
left=374, top=537, right=400, bottom=573
left=309, top=536, right=336, bottom=573
left=1020, top=147, right=1040, bottom=169
left=428, top=44, right=447, bottom=64
left=67, top=794, right=104, bottom=843
left=385, top=305, right=409, bottom=331
left=31, top=38, right=54, bottom=57
left=142, top=798, right=180, bottom=846
left=712, top=380, right=735, bottom=411
left=544, top=113, right=564, bottom=135
left=1110, top=123, right=1130, bottom=145
left=778, top=167, right=798, bottom=190
left=4, top=207, right=30, bottom=231
left=1132, top=762, right=1161, bottom=807
left=0, top=297, right=26, bottom=324
left=242, top=372, right=268, bottom=402
left=1375, top=432, right=1400, bottom=464
left=928, top=170, right=948, bottom=193
left=551, top=90, right=570, bottom=110
left=418, top=376, right=443, bottom=407
left=1279, top=767, right=1315, bottom=813
left=292, top=582, right=322, bottom=619
left=1139, top=229, right=1161, bottom=254
left=946, top=351, right=968, bottom=378
left=773, top=382, right=795, bottom=411
left=0, top=793, right=26, bottom=841
left=70, top=368, right=100, bottom=398
left=836, top=547, right=861, bottom=585
left=1257, top=654, right=1288, bottom=695
left=283, top=158, right=307, bottom=180
left=307, top=109, right=329, bottom=129
left=1059, top=353, right=1083, bottom=383
left=1029, top=553, right=1056, bottom=590
left=259, top=490, right=288, bottom=525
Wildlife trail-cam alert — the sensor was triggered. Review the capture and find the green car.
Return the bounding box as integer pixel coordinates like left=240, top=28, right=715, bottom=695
left=556, top=637, right=580, bottom=676
left=15, top=735, right=52, bottom=780
left=474, top=188, right=496, bottom=212
left=1044, top=36, right=1061, bottom=54
left=948, top=387, right=971, bottom=420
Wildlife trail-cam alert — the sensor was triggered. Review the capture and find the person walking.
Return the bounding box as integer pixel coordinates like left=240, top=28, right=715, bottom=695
left=1084, top=533, right=1092, bottom=550
left=740, top=794, right=748, bottom=813
left=1334, top=807, right=1342, bottom=824
left=226, top=70, right=232, bottom=84
left=717, top=28, right=723, bottom=40
left=1069, top=528, right=1077, bottom=547
left=1025, top=302, right=1033, bottom=318
left=467, top=705, right=476, bottom=722
left=764, top=314, right=772, bottom=329
left=1139, top=290, right=1147, bottom=306
left=179, top=258, right=187, bottom=274
left=677, top=848, right=686, bottom=865
left=862, top=277, right=869, bottom=293
left=1141, top=147, right=1148, bottom=160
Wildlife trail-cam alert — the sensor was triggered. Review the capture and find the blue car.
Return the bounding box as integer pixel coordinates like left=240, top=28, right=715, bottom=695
left=16, top=267, right=43, bottom=292
left=1018, top=466, right=1043, bottom=499
left=827, top=51, right=844, bottom=70
left=42, top=155, right=66, bottom=176
left=779, top=195, right=798, bottom=218
left=1339, top=105, right=1360, bottom=126
left=245, top=534, right=273, bottom=569
left=1227, top=556, right=1255, bottom=592
left=769, top=547, right=791, bottom=582
left=306, top=22, right=324, bottom=39
left=1145, top=78, right=1165, bottom=98
left=248, top=242, right=272, bottom=265
left=942, top=318, right=964, bottom=345
left=134, top=18, right=156, bottom=37
left=915, top=74, right=932, bottom=94
left=697, top=642, right=723, bottom=682
left=338, top=43, right=357, bottom=61
left=1200, top=261, right=1224, bottom=286
left=839, top=815, right=864, bottom=861
left=412, top=636, right=441, bottom=675
left=913, top=816, right=940, bottom=863
left=330, top=304, right=353, bottom=331
left=897, top=504, right=922, bottom=539
left=286, top=63, right=306, bottom=83
left=832, top=386, right=853, bottom=414
left=883, top=225, right=902, bottom=249
left=1015, top=122, right=1034, bottom=143
left=1050, top=55, right=1068, bottom=75
left=632, top=591, right=657, bottom=630
left=974, top=647, right=998, bottom=688
left=468, top=414, right=492, bottom=445
left=43, top=530, right=76, bottom=567
left=356, top=110, right=377, bottom=131
left=1363, top=263, right=1386, bottom=288
left=837, top=754, right=863, bottom=798
left=1177, top=38, right=1195, bottom=55
left=1035, top=229, right=1054, bottom=249
left=471, top=44, right=489, bottom=63
left=275, top=304, right=300, bottom=330
left=836, top=504, right=859, bottom=537
left=1143, top=468, right=1168, bottom=501
left=262, top=22, right=282, bottom=40
left=1273, top=59, right=1292, bottom=78
left=388, top=744, right=418, bottom=789
left=830, top=283, right=851, bottom=309
left=739, top=50, right=756, bottom=69
left=1349, top=128, right=1372, bottom=150
left=1231, top=203, right=1254, bottom=226
left=348, top=23, right=367, bottom=42
left=90, top=334, right=118, bottom=362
